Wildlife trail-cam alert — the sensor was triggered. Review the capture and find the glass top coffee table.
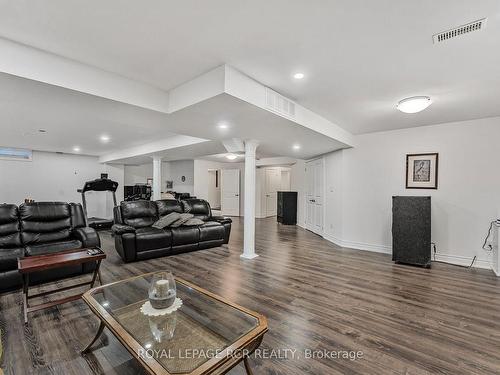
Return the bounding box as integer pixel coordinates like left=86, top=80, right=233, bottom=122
left=81, top=272, right=268, bottom=375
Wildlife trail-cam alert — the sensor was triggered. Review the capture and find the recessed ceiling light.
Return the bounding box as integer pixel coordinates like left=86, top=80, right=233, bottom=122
left=73, top=146, right=81, bottom=152
left=226, top=154, right=238, bottom=160
left=100, top=135, right=110, bottom=143
left=293, top=144, right=301, bottom=150
left=293, top=72, right=305, bottom=80
left=397, top=96, right=432, bottom=114
left=217, top=122, right=229, bottom=130
left=38, top=129, right=47, bottom=133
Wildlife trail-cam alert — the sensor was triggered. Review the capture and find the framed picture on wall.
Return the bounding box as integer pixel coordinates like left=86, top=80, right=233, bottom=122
left=406, top=153, right=438, bottom=189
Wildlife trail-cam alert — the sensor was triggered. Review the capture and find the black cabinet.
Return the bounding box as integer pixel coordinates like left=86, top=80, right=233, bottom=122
left=392, top=196, right=431, bottom=267
left=277, top=191, right=297, bottom=225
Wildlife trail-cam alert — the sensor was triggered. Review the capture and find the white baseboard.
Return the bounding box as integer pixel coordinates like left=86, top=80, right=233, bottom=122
left=323, top=234, right=391, bottom=254
left=433, top=252, right=490, bottom=270
left=296, top=222, right=306, bottom=229
left=322, top=234, right=492, bottom=270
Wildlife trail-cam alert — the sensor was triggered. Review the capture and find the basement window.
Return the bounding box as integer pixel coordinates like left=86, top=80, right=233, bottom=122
left=0, top=147, right=33, bottom=161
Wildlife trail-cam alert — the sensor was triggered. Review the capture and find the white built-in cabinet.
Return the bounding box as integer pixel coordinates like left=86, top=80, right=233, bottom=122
left=255, top=166, right=291, bottom=218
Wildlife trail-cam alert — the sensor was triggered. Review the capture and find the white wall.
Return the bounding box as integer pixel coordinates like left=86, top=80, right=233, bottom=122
left=0, top=151, right=124, bottom=219
left=124, top=160, right=194, bottom=195
left=324, top=152, right=343, bottom=240
left=166, top=160, right=194, bottom=195
left=193, top=159, right=245, bottom=215
left=124, top=164, right=152, bottom=185
left=322, top=117, right=500, bottom=268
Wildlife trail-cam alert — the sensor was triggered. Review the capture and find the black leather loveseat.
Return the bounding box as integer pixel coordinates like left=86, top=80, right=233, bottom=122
left=0, top=202, right=100, bottom=293
left=112, top=199, right=232, bottom=262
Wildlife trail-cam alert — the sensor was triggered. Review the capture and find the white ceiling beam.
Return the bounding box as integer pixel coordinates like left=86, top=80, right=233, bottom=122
left=221, top=138, right=245, bottom=153
left=224, top=65, right=355, bottom=148
left=99, top=135, right=208, bottom=163
left=0, top=37, right=170, bottom=113
left=168, top=65, right=225, bottom=112
left=256, top=157, right=297, bottom=167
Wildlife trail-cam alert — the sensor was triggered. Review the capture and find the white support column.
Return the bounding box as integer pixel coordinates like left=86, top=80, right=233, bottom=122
left=152, top=156, right=162, bottom=201
left=241, top=140, right=259, bottom=259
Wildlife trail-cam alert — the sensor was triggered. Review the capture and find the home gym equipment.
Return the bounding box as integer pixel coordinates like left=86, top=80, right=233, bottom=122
left=123, top=184, right=152, bottom=201
left=78, top=178, right=119, bottom=230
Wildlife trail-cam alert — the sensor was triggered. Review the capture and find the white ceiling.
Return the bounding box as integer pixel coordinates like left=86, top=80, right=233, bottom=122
left=0, top=73, right=175, bottom=155
left=163, top=93, right=347, bottom=160
left=111, top=141, right=228, bottom=166
left=0, top=0, right=499, bottom=134
left=0, top=72, right=344, bottom=160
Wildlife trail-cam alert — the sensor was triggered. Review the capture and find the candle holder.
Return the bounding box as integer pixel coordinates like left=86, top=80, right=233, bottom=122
left=149, top=313, right=177, bottom=343
left=148, top=272, right=176, bottom=310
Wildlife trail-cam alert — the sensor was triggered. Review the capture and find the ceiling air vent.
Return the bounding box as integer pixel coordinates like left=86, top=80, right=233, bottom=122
left=265, top=88, right=296, bottom=119
left=433, top=18, right=487, bottom=43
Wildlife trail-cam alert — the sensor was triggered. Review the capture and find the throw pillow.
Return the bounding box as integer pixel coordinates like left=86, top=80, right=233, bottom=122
left=170, top=213, right=194, bottom=227
left=182, top=218, right=205, bottom=226
left=152, top=212, right=181, bottom=229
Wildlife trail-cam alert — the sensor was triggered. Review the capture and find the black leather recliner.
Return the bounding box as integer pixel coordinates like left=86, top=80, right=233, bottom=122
left=112, top=199, right=232, bottom=262
left=0, top=202, right=101, bottom=293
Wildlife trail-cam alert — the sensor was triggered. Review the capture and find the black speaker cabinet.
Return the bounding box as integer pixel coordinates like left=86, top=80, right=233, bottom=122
left=392, top=196, right=431, bottom=267
left=277, top=191, right=297, bottom=225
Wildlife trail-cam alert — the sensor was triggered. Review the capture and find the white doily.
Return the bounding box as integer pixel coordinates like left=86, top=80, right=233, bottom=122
left=140, top=298, right=183, bottom=316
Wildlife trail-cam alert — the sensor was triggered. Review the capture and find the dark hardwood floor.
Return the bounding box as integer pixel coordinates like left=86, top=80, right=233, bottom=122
left=1, top=217, right=500, bottom=374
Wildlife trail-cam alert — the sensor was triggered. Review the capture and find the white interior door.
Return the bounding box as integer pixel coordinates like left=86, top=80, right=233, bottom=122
left=305, top=164, right=314, bottom=231
left=305, top=159, right=324, bottom=234
left=265, top=168, right=280, bottom=216
left=221, top=169, right=240, bottom=216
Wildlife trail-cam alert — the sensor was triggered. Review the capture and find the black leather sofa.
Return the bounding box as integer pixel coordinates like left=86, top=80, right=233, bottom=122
left=112, top=199, right=232, bottom=262
left=0, top=202, right=100, bottom=293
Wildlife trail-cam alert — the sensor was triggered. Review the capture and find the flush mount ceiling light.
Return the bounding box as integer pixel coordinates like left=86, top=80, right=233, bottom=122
left=217, top=122, right=229, bottom=130
left=397, top=96, right=432, bottom=114
left=293, top=72, right=305, bottom=80
left=292, top=144, right=301, bottom=150
left=226, top=154, right=238, bottom=160
left=100, top=135, right=110, bottom=143
left=73, top=146, right=81, bottom=152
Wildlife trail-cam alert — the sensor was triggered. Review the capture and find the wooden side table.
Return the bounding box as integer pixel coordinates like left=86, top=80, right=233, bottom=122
left=18, top=247, right=106, bottom=324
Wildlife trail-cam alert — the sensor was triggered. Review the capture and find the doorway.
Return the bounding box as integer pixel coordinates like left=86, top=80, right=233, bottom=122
left=221, top=169, right=240, bottom=216
left=305, top=158, right=324, bottom=235
left=207, top=169, right=221, bottom=210
left=264, top=168, right=281, bottom=217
